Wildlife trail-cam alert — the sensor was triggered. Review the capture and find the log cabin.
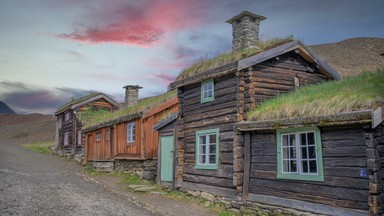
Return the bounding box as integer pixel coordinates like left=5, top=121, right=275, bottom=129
left=236, top=70, right=384, bottom=215
left=82, top=88, right=178, bottom=179
left=54, top=92, right=120, bottom=160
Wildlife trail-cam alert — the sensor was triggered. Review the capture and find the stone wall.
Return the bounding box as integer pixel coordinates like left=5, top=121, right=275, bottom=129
left=115, top=159, right=157, bottom=180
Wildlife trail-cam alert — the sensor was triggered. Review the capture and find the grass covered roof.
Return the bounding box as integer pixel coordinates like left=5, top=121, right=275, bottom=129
left=80, top=90, right=176, bottom=129
left=55, top=92, right=101, bottom=115
left=175, top=36, right=293, bottom=81
left=247, top=69, right=384, bottom=121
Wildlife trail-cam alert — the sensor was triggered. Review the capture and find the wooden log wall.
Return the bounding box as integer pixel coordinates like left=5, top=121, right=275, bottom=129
left=243, top=52, right=330, bottom=113
left=178, top=73, right=238, bottom=194
left=247, top=125, right=370, bottom=210
left=367, top=123, right=384, bottom=215
left=79, top=98, right=117, bottom=112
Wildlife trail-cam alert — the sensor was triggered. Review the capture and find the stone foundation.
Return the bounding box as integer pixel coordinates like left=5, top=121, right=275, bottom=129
left=114, top=159, right=157, bottom=180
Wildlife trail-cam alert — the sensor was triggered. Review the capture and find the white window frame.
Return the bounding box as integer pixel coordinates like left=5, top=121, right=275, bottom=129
left=126, top=122, right=136, bottom=143
left=201, top=79, right=214, bottom=103
left=96, top=133, right=101, bottom=142
left=64, top=131, right=69, bottom=146
left=195, top=128, right=219, bottom=170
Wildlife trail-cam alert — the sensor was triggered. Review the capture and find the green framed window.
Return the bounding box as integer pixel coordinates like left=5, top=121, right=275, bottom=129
left=201, top=79, right=214, bottom=103
left=276, top=127, right=324, bottom=181
left=195, top=128, right=219, bottom=170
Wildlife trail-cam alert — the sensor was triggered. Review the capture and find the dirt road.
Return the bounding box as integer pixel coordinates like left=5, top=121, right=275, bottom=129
left=0, top=142, right=155, bottom=216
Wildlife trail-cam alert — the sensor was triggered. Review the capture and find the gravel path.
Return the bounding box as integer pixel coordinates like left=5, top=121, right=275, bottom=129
left=0, top=142, right=155, bottom=216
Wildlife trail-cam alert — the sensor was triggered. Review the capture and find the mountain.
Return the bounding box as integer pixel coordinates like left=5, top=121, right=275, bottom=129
left=0, top=101, right=16, bottom=114
left=310, top=37, right=384, bottom=77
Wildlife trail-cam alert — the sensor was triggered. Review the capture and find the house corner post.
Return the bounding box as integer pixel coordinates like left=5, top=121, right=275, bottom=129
left=365, top=131, right=383, bottom=216
left=233, top=129, right=244, bottom=196
left=174, top=88, right=185, bottom=188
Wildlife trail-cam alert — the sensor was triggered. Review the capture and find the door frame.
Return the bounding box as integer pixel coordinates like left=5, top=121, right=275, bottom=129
left=157, top=133, right=175, bottom=186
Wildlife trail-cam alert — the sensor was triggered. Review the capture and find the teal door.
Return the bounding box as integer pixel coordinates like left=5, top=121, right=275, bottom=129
left=160, top=136, right=174, bottom=182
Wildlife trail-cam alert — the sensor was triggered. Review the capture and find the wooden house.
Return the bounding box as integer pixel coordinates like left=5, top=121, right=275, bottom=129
left=168, top=11, right=340, bottom=199
left=54, top=92, right=120, bottom=159
left=83, top=89, right=178, bottom=179
left=235, top=70, right=384, bottom=215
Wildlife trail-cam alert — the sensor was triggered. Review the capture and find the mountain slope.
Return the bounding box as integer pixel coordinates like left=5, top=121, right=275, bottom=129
left=0, top=101, right=16, bottom=114
left=310, top=37, right=384, bottom=77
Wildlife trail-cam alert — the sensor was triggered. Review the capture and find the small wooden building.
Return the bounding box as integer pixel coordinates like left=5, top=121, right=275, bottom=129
left=54, top=93, right=120, bottom=159
left=236, top=106, right=384, bottom=215
left=153, top=112, right=178, bottom=187
left=83, top=92, right=178, bottom=179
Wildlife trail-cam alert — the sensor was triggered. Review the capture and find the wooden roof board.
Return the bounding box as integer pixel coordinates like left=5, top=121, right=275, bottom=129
left=238, top=40, right=341, bottom=80
left=153, top=112, right=178, bottom=131
left=142, top=97, right=178, bottom=119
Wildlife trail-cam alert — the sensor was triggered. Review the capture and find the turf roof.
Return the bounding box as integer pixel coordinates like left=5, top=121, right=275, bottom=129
left=55, top=92, right=101, bottom=115
left=175, top=36, right=294, bottom=81
left=80, top=90, right=177, bottom=129
left=247, top=69, right=384, bottom=121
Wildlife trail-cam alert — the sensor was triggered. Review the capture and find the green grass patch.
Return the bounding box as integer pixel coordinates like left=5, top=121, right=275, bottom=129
left=23, top=141, right=53, bottom=154
left=80, top=90, right=176, bottom=128
left=247, top=69, right=384, bottom=121
left=176, top=36, right=293, bottom=81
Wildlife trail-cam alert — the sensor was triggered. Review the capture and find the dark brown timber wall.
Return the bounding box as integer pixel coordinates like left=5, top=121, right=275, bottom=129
left=247, top=125, right=371, bottom=210
left=179, top=73, right=238, bottom=194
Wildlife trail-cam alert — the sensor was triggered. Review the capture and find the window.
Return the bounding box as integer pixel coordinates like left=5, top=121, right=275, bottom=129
left=64, top=132, right=69, bottom=146
left=195, top=128, right=219, bottom=170
left=96, top=133, right=101, bottom=142
left=77, top=129, right=81, bottom=146
left=277, top=127, right=324, bottom=181
left=201, top=79, right=214, bottom=103
left=64, top=112, right=70, bottom=121
left=126, top=122, right=136, bottom=143
left=106, top=130, right=110, bottom=141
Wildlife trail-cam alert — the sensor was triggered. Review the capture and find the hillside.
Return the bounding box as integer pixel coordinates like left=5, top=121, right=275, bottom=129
left=0, top=113, right=56, bottom=145
left=0, top=101, right=16, bottom=114
left=310, top=37, right=384, bottom=77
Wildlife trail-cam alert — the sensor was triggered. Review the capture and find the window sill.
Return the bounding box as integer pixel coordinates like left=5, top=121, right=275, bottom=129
left=195, top=164, right=218, bottom=170
left=126, top=142, right=136, bottom=147
left=277, top=173, right=324, bottom=182
left=201, top=97, right=214, bottom=103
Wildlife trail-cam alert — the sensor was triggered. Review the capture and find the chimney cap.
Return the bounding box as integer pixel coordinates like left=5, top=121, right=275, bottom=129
left=123, top=85, right=143, bottom=89
left=226, top=11, right=266, bottom=24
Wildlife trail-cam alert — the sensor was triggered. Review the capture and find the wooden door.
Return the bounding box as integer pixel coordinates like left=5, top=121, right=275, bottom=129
left=160, top=136, right=174, bottom=182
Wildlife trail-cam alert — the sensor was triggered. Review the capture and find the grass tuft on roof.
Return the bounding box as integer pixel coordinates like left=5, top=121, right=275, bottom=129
left=80, top=90, right=177, bottom=128
left=176, top=36, right=294, bottom=81
left=247, top=69, right=384, bottom=121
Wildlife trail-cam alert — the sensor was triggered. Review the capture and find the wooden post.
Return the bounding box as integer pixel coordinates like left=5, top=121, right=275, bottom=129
left=242, top=132, right=251, bottom=201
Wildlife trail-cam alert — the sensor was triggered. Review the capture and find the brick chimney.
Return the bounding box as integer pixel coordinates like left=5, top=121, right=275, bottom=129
left=226, top=11, right=266, bottom=51
left=123, top=85, right=142, bottom=107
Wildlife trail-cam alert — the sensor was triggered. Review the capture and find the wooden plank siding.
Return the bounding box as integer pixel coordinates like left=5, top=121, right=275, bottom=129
left=84, top=97, right=178, bottom=163
left=78, top=98, right=117, bottom=112
left=247, top=125, right=370, bottom=210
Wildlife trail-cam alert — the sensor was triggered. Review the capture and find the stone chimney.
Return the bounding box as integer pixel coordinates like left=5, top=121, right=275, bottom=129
left=226, top=11, right=266, bottom=51
left=123, top=85, right=142, bottom=107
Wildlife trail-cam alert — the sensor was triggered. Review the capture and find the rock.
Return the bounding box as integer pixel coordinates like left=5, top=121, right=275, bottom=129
left=150, top=191, right=166, bottom=195
left=227, top=208, right=241, bottom=214
left=187, top=190, right=200, bottom=197
left=220, top=200, right=231, bottom=208
left=204, top=201, right=211, bottom=207
left=140, top=170, right=155, bottom=180
left=272, top=209, right=282, bottom=216
left=201, top=192, right=215, bottom=202
left=134, top=186, right=157, bottom=192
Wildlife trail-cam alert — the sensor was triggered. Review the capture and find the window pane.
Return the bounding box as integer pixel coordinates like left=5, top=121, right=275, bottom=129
left=289, top=134, right=296, bottom=147
left=209, top=155, right=215, bottom=164
left=309, top=160, right=317, bottom=173
left=308, top=132, right=315, bottom=144
left=209, top=134, right=216, bottom=143
left=283, top=160, right=289, bottom=172
left=199, top=145, right=206, bottom=154
left=302, top=160, right=308, bottom=173
left=300, top=133, right=307, bottom=146
left=207, top=90, right=212, bottom=98
left=308, top=147, right=316, bottom=159
left=301, top=147, right=308, bottom=159
left=289, top=147, right=296, bottom=158
left=199, top=136, right=206, bottom=144
left=199, top=155, right=205, bottom=164
left=282, top=135, right=288, bottom=147
left=209, top=144, right=216, bottom=154
left=283, top=147, right=289, bottom=159
left=290, top=160, right=297, bottom=172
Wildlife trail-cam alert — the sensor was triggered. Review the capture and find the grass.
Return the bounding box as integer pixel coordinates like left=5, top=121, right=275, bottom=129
left=23, top=141, right=54, bottom=154
left=247, top=69, right=384, bottom=121
left=80, top=90, right=176, bottom=128
left=176, top=36, right=294, bottom=81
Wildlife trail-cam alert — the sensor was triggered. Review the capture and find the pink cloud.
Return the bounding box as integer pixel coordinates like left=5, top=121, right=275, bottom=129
left=56, top=0, right=207, bottom=46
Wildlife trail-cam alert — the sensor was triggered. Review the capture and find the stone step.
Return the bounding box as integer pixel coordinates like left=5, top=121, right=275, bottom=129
left=128, top=184, right=157, bottom=192
left=95, top=161, right=114, bottom=172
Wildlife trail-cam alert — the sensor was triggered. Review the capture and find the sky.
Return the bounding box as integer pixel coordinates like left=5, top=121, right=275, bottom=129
left=0, top=0, right=383, bottom=114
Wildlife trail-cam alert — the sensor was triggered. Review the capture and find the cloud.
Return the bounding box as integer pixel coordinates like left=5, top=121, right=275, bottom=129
left=0, top=81, right=92, bottom=114
left=56, top=0, right=208, bottom=46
